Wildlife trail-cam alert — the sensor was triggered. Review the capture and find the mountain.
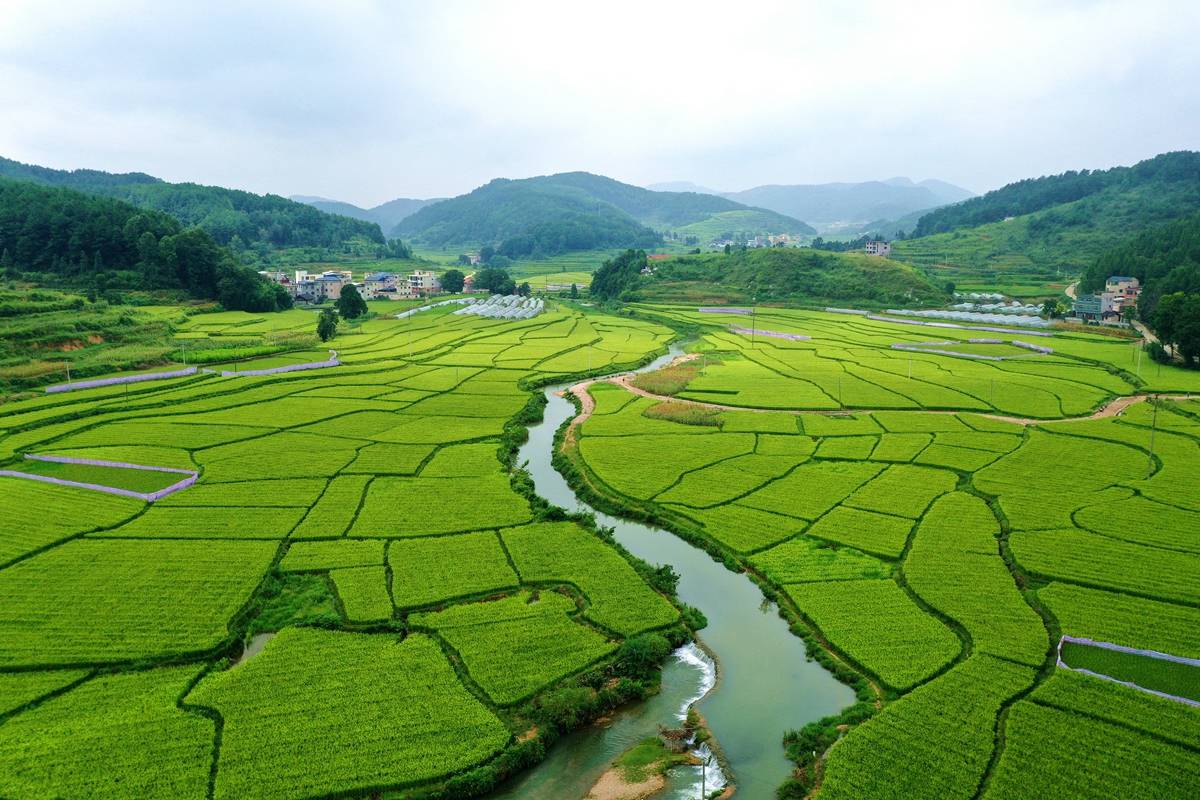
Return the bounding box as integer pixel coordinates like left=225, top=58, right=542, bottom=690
left=0, top=156, right=385, bottom=253
left=621, top=247, right=945, bottom=306
left=290, top=195, right=443, bottom=234
left=720, top=180, right=973, bottom=229
left=395, top=172, right=815, bottom=256
left=646, top=181, right=722, bottom=195
left=894, top=151, right=1200, bottom=278
left=0, top=178, right=290, bottom=311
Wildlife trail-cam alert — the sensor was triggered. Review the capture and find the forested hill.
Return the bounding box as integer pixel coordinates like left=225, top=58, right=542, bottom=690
left=891, top=151, right=1200, bottom=277
left=912, top=151, right=1200, bottom=237
left=0, top=156, right=385, bottom=251
left=394, top=172, right=814, bottom=256
left=593, top=247, right=945, bottom=306
left=1084, top=211, right=1200, bottom=312
left=0, top=178, right=291, bottom=311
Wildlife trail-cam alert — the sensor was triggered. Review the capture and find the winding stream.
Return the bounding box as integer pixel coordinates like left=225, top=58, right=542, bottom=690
left=493, top=346, right=856, bottom=799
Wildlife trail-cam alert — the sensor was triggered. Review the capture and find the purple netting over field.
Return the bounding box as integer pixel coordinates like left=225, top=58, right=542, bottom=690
left=1013, top=339, right=1054, bottom=354
left=698, top=307, right=751, bottom=315
left=45, top=366, right=198, bottom=393
left=824, top=308, right=871, bottom=316
left=1056, top=635, right=1200, bottom=707
left=867, top=314, right=1054, bottom=337
left=891, top=343, right=1006, bottom=361
left=730, top=326, right=811, bottom=341
left=0, top=454, right=198, bottom=502
left=222, top=351, right=339, bottom=377
left=892, top=337, right=1053, bottom=361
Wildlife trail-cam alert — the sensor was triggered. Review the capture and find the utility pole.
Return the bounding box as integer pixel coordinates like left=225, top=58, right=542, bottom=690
left=1147, top=395, right=1158, bottom=478
left=751, top=296, right=757, bottom=349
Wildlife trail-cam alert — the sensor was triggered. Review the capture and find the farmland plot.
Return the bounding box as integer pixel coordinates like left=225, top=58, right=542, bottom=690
left=189, top=629, right=511, bottom=800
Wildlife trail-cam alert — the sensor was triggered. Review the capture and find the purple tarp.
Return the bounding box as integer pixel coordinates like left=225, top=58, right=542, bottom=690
left=698, top=307, right=751, bottom=315
left=730, top=326, right=811, bottom=341
left=45, top=366, right=198, bottom=394
left=866, top=314, right=1055, bottom=337
left=0, top=454, right=198, bottom=502
left=1056, top=635, right=1200, bottom=707
left=222, top=351, right=339, bottom=377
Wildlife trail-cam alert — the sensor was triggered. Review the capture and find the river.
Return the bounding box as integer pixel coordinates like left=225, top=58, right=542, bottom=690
left=491, top=345, right=855, bottom=799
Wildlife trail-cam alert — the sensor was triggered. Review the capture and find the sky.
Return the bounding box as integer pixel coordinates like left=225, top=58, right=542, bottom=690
left=1, top=0, right=1197, bottom=206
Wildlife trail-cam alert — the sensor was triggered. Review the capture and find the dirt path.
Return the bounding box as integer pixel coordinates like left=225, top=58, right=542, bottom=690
left=583, top=770, right=665, bottom=800
left=1065, top=281, right=1078, bottom=300
left=566, top=370, right=1194, bottom=435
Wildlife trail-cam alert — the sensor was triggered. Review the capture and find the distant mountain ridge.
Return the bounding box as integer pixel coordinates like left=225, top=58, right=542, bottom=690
left=0, top=156, right=384, bottom=251
left=289, top=195, right=444, bottom=235
left=394, top=171, right=815, bottom=256
left=647, top=177, right=973, bottom=234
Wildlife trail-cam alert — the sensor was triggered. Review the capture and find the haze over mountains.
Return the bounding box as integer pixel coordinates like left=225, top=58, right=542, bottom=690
left=646, top=178, right=975, bottom=235
left=288, top=195, right=443, bottom=234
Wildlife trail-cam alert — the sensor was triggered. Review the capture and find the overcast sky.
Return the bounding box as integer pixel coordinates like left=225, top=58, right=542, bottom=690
left=1, top=1, right=1197, bottom=206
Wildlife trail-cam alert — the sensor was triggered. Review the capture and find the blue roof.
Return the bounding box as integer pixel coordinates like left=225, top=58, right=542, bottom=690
left=365, top=272, right=394, bottom=281
left=317, top=274, right=343, bottom=282
left=1107, top=276, right=1136, bottom=282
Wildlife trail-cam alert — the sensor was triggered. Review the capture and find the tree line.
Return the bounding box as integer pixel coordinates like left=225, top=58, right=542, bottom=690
left=0, top=156, right=385, bottom=255
left=0, top=179, right=291, bottom=311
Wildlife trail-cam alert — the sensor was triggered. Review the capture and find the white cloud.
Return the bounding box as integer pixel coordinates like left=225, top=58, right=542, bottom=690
left=0, top=0, right=1196, bottom=204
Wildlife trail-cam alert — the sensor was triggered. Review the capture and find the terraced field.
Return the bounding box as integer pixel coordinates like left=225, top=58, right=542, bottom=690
left=0, top=304, right=685, bottom=798
left=567, top=307, right=1200, bottom=799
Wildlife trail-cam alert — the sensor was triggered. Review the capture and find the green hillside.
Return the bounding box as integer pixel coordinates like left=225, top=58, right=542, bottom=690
left=0, top=157, right=385, bottom=253
left=892, top=152, right=1200, bottom=293
left=674, top=209, right=812, bottom=243
left=395, top=172, right=813, bottom=257
left=0, top=179, right=289, bottom=312
left=618, top=247, right=945, bottom=306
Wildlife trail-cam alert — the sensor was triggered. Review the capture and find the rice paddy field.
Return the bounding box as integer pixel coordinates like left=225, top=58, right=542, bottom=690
left=3, top=297, right=1199, bottom=799
left=0, top=302, right=684, bottom=799
left=565, top=304, right=1200, bottom=799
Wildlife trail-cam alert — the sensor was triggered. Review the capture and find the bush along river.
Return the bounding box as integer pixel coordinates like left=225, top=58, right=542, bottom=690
left=497, top=345, right=856, bottom=799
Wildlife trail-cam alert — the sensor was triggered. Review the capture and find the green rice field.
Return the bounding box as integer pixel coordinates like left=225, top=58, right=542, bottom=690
left=565, top=304, right=1200, bottom=799
left=2, top=298, right=1197, bottom=798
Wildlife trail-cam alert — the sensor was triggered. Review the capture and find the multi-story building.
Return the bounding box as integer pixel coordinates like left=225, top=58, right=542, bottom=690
left=1105, top=276, right=1141, bottom=313
left=362, top=272, right=399, bottom=300
left=408, top=270, right=441, bottom=297
left=864, top=240, right=892, bottom=257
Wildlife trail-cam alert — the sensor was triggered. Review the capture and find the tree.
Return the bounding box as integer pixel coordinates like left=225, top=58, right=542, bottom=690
left=336, top=284, right=368, bottom=319
left=317, top=308, right=339, bottom=342
left=1041, top=299, right=1059, bottom=318
left=614, top=633, right=671, bottom=681
left=440, top=269, right=465, bottom=293
left=517, top=281, right=531, bottom=297
left=569, top=283, right=579, bottom=299
left=1153, top=292, right=1200, bottom=367
left=475, top=267, right=515, bottom=295
left=589, top=249, right=647, bottom=300
left=480, top=244, right=496, bottom=263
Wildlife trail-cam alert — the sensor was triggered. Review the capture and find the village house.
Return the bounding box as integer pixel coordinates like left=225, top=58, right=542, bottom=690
left=362, top=272, right=399, bottom=300
left=408, top=270, right=442, bottom=297
left=864, top=240, right=891, bottom=257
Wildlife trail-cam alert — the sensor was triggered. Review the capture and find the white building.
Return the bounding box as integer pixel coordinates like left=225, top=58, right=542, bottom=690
left=864, top=240, right=892, bottom=257
left=408, top=270, right=441, bottom=297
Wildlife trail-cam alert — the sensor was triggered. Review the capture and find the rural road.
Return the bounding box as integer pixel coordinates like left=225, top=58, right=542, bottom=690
left=566, top=365, right=1193, bottom=433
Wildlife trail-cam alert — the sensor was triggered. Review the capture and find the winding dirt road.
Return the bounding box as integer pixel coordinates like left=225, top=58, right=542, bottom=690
left=563, top=359, right=1193, bottom=438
